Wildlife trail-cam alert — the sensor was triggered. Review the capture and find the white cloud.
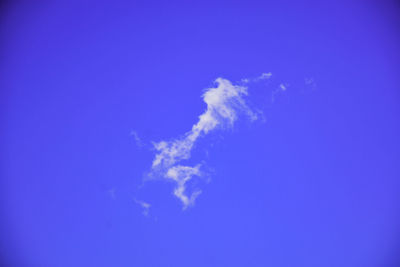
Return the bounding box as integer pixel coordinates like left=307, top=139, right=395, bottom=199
left=135, top=199, right=151, bottom=216
left=259, top=72, right=272, bottom=80
left=149, top=77, right=262, bottom=209
left=271, top=83, right=288, bottom=103
left=130, top=130, right=143, bottom=147
left=166, top=165, right=202, bottom=209
left=242, top=72, right=272, bottom=83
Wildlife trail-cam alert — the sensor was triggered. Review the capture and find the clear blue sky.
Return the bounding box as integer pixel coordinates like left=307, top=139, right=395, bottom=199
left=1, top=1, right=400, bottom=266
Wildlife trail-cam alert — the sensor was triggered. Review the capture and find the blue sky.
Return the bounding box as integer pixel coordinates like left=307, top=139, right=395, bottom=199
left=1, top=1, right=400, bottom=266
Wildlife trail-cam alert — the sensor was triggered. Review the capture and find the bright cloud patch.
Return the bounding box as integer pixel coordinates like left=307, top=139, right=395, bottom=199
left=150, top=76, right=264, bottom=209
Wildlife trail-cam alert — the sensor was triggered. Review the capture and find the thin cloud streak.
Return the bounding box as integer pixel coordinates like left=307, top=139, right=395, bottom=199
left=130, top=130, right=144, bottom=147
left=150, top=76, right=263, bottom=209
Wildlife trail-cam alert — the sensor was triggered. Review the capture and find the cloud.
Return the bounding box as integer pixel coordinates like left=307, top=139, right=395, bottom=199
left=130, top=130, right=143, bottom=147
left=271, top=83, right=288, bottom=103
left=304, top=77, right=317, bottom=91
left=259, top=72, right=272, bottom=80
left=242, top=72, right=272, bottom=83
left=135, top=199, right=151, bottom=216
left=166, top=165, right=202, bottom=209
left=149, top=77, right=260, bottom=209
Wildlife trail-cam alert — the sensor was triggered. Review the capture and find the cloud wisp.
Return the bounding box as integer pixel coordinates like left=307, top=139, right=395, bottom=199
left=149, top=76, right=264, bottom=209
left=135, top=199, right=151, bottom=216
left=130, top=130, right=144, bottom=147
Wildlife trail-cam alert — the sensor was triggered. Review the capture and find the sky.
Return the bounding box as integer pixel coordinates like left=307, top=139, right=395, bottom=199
left=1, top=1, right=400, bottom=266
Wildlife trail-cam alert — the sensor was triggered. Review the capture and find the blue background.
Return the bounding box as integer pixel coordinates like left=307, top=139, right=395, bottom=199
left=1, top=1, right=399, bottom=266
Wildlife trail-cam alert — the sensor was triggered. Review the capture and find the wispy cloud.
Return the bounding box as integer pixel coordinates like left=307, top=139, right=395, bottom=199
left=304, top=77, right=317, bottom=91
left=271, top=83, right=288, bottom=103
left=149, top=77, right=261, bottom=209
left=165, top=164, right=202, bottom=208
left=242, top=72, right=272, bottom=83
left=130, top=130, right=143, bottom=147
left=259, top=72, right=272, bottom=80
left=135, top=199, right=151, bottom=216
